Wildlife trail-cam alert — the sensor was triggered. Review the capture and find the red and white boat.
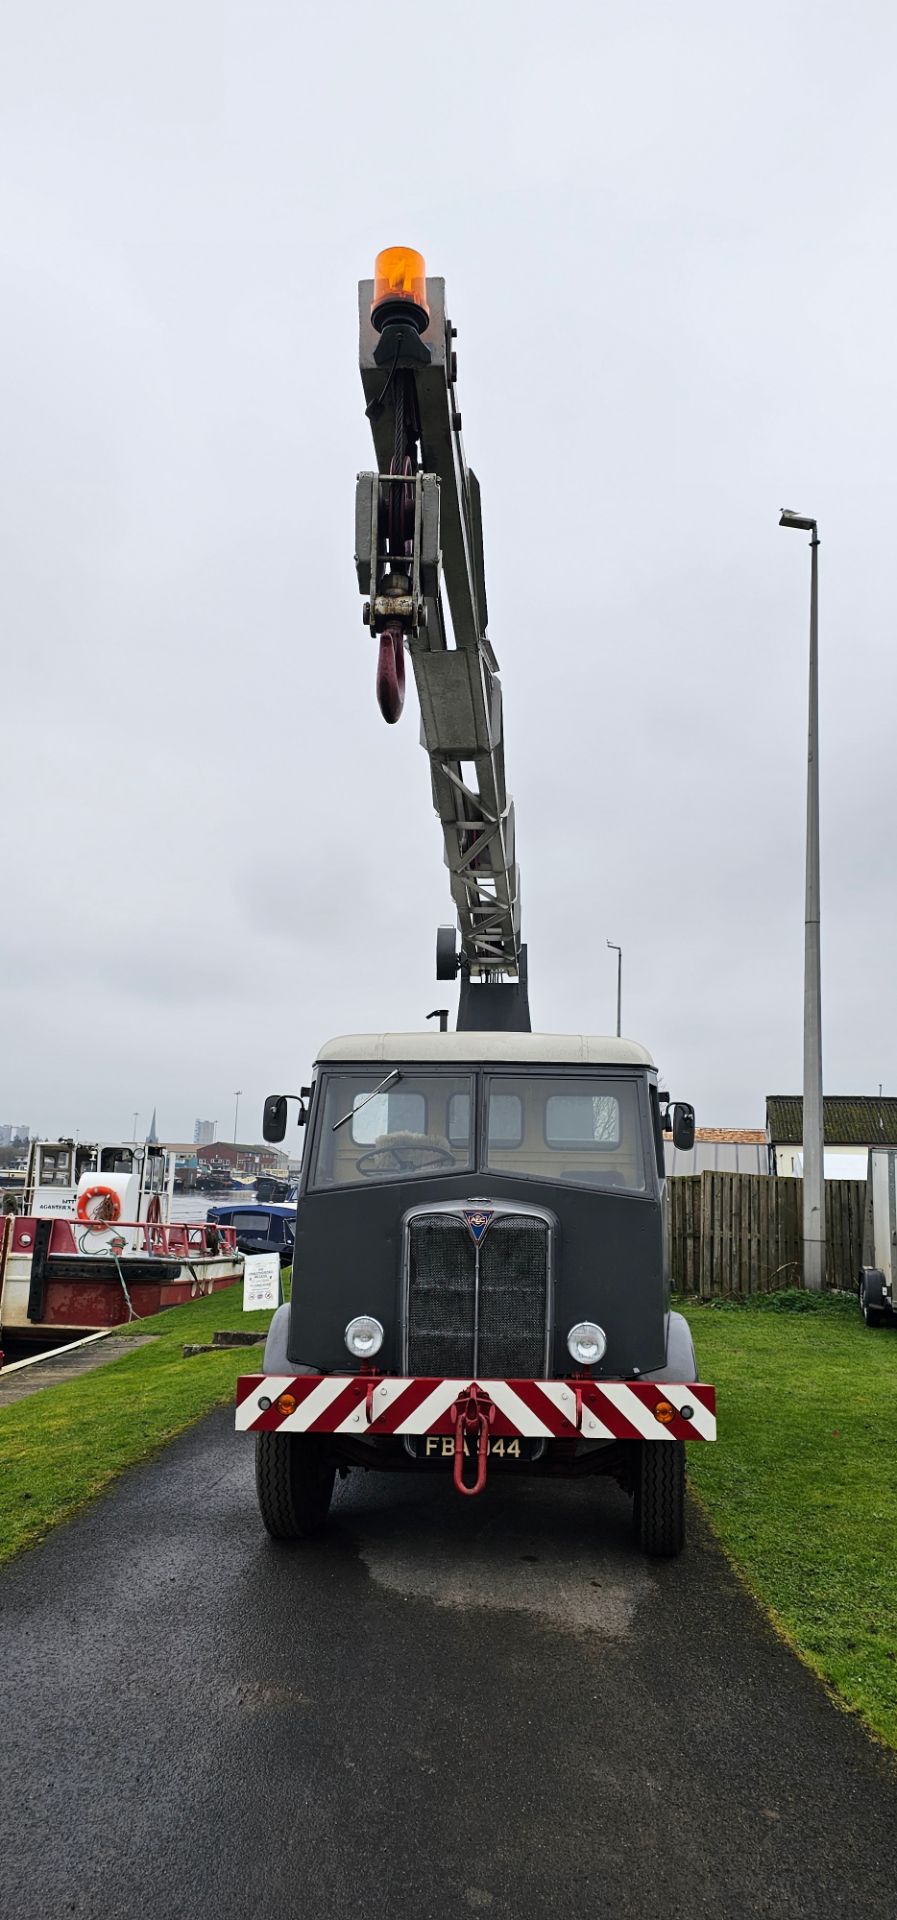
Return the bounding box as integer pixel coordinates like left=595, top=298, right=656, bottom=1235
left=0, top=1138, right=243, bottom=1342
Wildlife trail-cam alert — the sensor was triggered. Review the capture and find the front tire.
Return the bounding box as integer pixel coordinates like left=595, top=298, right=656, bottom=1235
left=255, top=1432, right=335, bottom=1540
left=634, top=1441, right=686, bottom=1557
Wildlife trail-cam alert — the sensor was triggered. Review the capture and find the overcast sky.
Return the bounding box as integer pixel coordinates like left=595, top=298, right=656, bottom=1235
left=2, top=1, right=895, bottom=1147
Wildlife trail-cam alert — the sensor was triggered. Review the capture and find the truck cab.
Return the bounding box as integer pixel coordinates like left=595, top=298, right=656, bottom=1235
left=237, top=1032, right=714, bottom=1556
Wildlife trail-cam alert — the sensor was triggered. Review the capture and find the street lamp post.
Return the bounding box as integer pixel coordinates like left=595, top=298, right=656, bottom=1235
left=780, top=509, right=824, bottom=1291
left=606, top=941, right=622, bottom=1038
left=233, top=1090, right=242, bottom=1146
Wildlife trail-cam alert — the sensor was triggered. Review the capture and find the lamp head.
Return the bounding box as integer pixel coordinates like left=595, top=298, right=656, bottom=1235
left=371, top=246, right=430, bottom=335
left=779, top=509, right=817, bottom=532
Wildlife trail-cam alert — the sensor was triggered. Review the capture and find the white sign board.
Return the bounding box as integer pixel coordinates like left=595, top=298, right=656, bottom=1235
left=242, top=1252, right=281, bottom=1313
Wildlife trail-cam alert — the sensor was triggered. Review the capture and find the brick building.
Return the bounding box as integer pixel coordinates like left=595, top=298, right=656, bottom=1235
left=196, top=1141, right=288, bottom=1176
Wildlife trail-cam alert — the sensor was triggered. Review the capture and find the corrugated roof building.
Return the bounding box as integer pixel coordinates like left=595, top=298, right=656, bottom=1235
left=663, top=1128, right=770, bottom=1177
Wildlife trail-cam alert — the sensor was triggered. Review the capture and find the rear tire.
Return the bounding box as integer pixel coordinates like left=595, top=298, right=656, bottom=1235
left=255, top=1432, right=335, bottom=1540
left=634, top=1441, right=686, bottom=1557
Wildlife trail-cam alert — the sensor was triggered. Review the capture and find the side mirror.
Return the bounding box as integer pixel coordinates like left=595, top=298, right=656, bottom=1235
left=263, top=1095, right=288, bottom=1143
left=671, top=1102, right=696, bottom=1152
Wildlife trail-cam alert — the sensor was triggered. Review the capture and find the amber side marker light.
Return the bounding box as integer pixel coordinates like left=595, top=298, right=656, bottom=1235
left=276, top=1392, right=297, bottom=1416
left=654, top=1400, right=675, bottom=1425
left=371, top=246, right=430, bottom=334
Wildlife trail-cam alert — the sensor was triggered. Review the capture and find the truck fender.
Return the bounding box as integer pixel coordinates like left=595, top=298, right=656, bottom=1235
left=261, top=1305, right=336, bottom=1376
left=263, top=1304, right=294, bottom=1373
left=639, top=1309, right=699, bottom=1384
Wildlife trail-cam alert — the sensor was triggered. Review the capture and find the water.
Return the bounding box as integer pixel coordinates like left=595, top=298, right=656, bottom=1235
left=170, top=1189, right=253, bottom=1222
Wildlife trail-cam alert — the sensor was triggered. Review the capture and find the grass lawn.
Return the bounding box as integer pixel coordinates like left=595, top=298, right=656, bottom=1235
left=683, top=1292, right=897, bottom=1752
left=0, top=1282, right=281, bottom=1566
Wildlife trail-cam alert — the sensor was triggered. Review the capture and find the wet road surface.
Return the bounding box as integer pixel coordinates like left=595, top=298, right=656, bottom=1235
left=1, top=1409, right=895, bottom=1920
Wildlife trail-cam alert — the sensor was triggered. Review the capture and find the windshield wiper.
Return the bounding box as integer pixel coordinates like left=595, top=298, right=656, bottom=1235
left=331, top=1069, right=402, bottom=1133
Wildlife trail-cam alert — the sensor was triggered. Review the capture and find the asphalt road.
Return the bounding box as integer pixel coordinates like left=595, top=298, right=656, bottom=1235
left=2, top=1412, right=895, bottom=1920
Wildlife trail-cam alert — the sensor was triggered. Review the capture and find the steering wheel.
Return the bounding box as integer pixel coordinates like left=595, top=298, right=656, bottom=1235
left=356, top=1143, right=457, bottom=1176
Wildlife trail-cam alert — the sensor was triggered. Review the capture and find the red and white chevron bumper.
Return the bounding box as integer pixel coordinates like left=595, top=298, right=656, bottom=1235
left=235, top=1375, right=717, bottom=1442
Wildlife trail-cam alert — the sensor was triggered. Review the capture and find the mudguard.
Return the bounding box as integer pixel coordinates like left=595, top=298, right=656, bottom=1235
left=640, top=1309, right=699, bottom=1384
left=263, top=1304, right=295, bottom=1373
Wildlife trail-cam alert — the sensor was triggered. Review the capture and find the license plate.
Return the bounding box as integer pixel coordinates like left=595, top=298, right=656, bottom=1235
left=405, top=1435, right=542, bottom=1463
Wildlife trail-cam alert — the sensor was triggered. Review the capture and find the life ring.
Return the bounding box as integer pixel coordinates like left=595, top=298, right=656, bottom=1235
left=77, top=1184, right=122, bottom=1224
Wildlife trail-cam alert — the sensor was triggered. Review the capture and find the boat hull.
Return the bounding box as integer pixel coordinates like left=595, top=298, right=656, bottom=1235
left=0, top=1251, right=243, bottom=1339
left=0, top=1213, right=243, bottom=1341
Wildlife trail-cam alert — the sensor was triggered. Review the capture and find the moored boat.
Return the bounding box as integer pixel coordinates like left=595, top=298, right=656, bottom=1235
left=254, top=1173, right=292, bottom=1203
left=0, top=1138, right=243, bottom=1342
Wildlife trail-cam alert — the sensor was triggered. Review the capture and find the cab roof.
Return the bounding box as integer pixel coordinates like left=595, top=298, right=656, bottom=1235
left=315, top=1033, right=656, bottom=1068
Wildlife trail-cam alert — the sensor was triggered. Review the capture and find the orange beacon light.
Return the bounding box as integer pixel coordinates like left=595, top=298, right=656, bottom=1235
left=371, top=246, right=430, bottom=334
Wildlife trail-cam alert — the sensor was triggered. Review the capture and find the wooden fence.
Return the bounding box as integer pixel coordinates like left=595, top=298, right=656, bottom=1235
left=667, top=1172, right=866, bottom=1297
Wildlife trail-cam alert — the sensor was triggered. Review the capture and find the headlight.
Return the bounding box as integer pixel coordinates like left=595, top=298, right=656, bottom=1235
left=344, top=1315, right=384, bottom=1359
left=567, top=1321, right=607, bottom=1366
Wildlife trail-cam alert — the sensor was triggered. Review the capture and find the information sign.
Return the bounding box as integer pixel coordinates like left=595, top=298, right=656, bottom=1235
left=242, top=1252, right=281, bottom=1313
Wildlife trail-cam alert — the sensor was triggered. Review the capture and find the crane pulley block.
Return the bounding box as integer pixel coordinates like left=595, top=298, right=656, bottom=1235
left=354, top=470, right=442, bottom=634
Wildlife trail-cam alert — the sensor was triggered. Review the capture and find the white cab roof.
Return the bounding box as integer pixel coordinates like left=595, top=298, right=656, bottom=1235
left=315, top=1033, right=656, bottom=1068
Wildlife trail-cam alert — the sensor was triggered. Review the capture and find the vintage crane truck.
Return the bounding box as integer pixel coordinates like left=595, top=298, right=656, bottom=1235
left=235, top=249, right=716, bottom=1555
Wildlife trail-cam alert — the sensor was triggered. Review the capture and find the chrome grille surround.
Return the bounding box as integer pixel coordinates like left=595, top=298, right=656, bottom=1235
left=402, top=1199, right=554, bottom=1378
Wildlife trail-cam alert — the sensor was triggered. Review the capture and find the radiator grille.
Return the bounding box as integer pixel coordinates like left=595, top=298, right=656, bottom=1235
left=407, top=1216, right=475, bottom=1375
left=406, top=1211, right=549, bottom=1376
left=477, top=1219, right=548, bottom=1376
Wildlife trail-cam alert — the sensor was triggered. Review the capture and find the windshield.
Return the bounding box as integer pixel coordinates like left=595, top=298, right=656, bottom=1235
left=311, top=1074, right=474, bottom=1188
left=484, top=1075, right=647, bottom=1193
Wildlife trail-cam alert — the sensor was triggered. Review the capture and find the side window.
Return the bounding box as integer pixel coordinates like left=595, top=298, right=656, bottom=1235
left=488, top=1093, right=523, bottom=1147
left=447, top=1092, right=470, bottom=1146
left=351, top=1091, right=427, bottom=1145
left=39, top=1148, right=72, bottom=1187
left=545, top=1094, right=620, bottom=1148
left=450, top=1090, right=521, bottom=1148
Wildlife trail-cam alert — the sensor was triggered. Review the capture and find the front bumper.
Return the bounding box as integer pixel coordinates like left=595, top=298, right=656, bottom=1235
left=235, top=1375, right=717, bottom=1443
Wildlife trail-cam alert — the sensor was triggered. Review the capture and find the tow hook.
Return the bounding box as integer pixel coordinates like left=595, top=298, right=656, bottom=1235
left=450, top=1383, right=495, bottom=1497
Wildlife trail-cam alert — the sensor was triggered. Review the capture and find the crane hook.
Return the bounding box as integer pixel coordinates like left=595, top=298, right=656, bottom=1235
left=376, top=623, right=405, bottom=724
